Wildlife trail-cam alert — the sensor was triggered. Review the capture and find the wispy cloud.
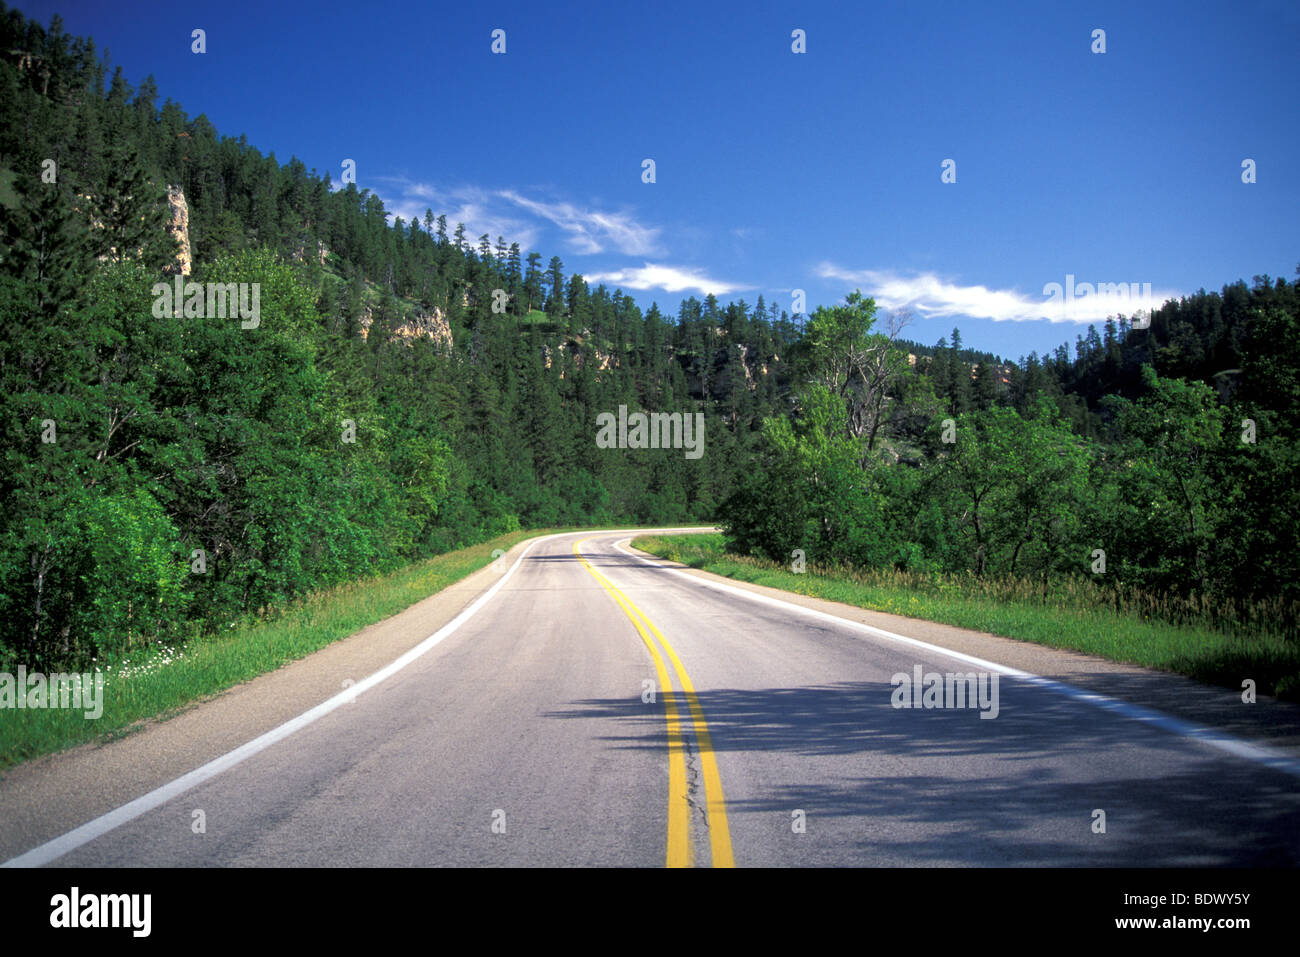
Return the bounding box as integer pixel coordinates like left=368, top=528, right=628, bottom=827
left=497, top=191, right=662, bottom=256
left=584, top=263, right=745, bottom=296
left=817, top=263, right=1179, bottom=323
left=368, top=177, right=664, bottom=260
left=372, top=179, right=541, bottom=251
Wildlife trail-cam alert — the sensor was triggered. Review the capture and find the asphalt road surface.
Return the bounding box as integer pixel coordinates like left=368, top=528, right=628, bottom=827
left=3, top=529, right=1299, bottom=867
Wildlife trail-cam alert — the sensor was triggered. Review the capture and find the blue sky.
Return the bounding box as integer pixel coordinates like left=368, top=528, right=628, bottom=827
left=18, top=0, right=1299, bottom=361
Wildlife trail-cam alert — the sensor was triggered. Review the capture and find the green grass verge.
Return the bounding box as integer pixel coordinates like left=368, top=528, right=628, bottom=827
left=0, top=528, right=567, bottom=769
left=631, top=533, right=1300, bottom=703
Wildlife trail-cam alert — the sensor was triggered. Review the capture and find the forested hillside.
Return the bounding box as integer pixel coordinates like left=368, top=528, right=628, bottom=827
left=2, top=7, right=1296, bottom=675
left=0, top=8, right=801, bottom=669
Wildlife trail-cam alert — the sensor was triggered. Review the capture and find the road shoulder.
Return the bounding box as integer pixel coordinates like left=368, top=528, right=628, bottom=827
left=0, top=538, right=526, bottom=862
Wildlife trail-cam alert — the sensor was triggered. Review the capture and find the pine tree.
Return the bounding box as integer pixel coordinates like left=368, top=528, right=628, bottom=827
left=973, top=360, right=999, bottom=410
left=90, top=141, right=176, bottom=272
left=946, top=327, right=971, bottom=414
left=524, top=252, right=543, bottom=311
left=506, top=242, right=523, bottom=313
left=546, top=256, right=565, bottom=317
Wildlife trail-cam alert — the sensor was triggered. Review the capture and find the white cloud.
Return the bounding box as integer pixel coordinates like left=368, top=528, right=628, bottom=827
left=584, top=263, right=745, bottom=296
left=816, top=263, right=1179, bottom=324
left=373, top=179, right=540, bottom=251
left=367, top=178, right=665, bottom=260
left=497, top=190, right=662, bottom=256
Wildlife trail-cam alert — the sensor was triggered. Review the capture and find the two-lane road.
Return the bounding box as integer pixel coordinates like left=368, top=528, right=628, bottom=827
left=4, top=529, right=1299, bottom=867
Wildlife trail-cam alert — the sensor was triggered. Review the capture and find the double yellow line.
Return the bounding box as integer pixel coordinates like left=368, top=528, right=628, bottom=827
left=573, top=538, right=734, bottom=868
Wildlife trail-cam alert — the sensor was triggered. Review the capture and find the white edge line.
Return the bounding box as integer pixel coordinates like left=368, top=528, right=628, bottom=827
left=4, top=528, right=655, bottom=868
left=612, top=539, right=1300, bottom=780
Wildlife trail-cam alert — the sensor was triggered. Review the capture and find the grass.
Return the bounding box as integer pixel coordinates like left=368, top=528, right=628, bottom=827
left=631, top=533, right=1300, bottom=703
left=0, top=528, right=559, bottom=769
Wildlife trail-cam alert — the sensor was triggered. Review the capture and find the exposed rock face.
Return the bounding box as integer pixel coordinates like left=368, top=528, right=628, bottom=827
left=737, top=344, right=755, bottom=387
left=74, top=184, right=191, bottom=276
left=165, top=185, right=191, bottom=276
left=359, top=304, right=453, bottom=348
left=391, top=308, right=453, bottom=348
left=685, top=346, right=746, bottom=400
left=292, top=239, right=329, bottom=267
left=542, top=340, right=616, bottom=377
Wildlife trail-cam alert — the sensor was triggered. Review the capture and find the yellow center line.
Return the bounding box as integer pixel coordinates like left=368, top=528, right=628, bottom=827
left=574, top=538, right=735, bottom=869
left=574, top=539, right=691, bottom=868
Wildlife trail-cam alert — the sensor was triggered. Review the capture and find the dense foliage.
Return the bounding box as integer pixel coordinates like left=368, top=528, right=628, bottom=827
left=722, top=285, right=1300, bottom=639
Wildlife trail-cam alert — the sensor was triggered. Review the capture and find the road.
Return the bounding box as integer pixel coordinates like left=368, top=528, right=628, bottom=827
left=3, top=529, right=1299, bottom=867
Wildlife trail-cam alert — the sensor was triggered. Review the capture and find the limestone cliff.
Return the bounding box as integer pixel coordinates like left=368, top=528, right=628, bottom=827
left=165, top=185, right=191, bottom=276
left=359, top=304, right=453, bottom=348
left=75, top=183, right=191, bottom=276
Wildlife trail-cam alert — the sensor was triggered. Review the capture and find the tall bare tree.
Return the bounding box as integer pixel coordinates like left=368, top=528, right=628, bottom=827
left=803, top=291, right=914, bottom=451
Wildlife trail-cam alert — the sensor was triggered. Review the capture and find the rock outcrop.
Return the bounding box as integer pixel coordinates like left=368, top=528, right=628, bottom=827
left=292, top=239, right=329, bottom=267
left=542, top=340, right=616, bottom=377
left=359, top=304, right=453, bottom=349
left=75, top=183, right=192, bottom=276
left=165, top=185, right=191, bottom=276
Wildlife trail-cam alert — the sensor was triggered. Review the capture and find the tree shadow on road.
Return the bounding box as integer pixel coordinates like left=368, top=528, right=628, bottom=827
left=545, top=677, right=1300, bottom=866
